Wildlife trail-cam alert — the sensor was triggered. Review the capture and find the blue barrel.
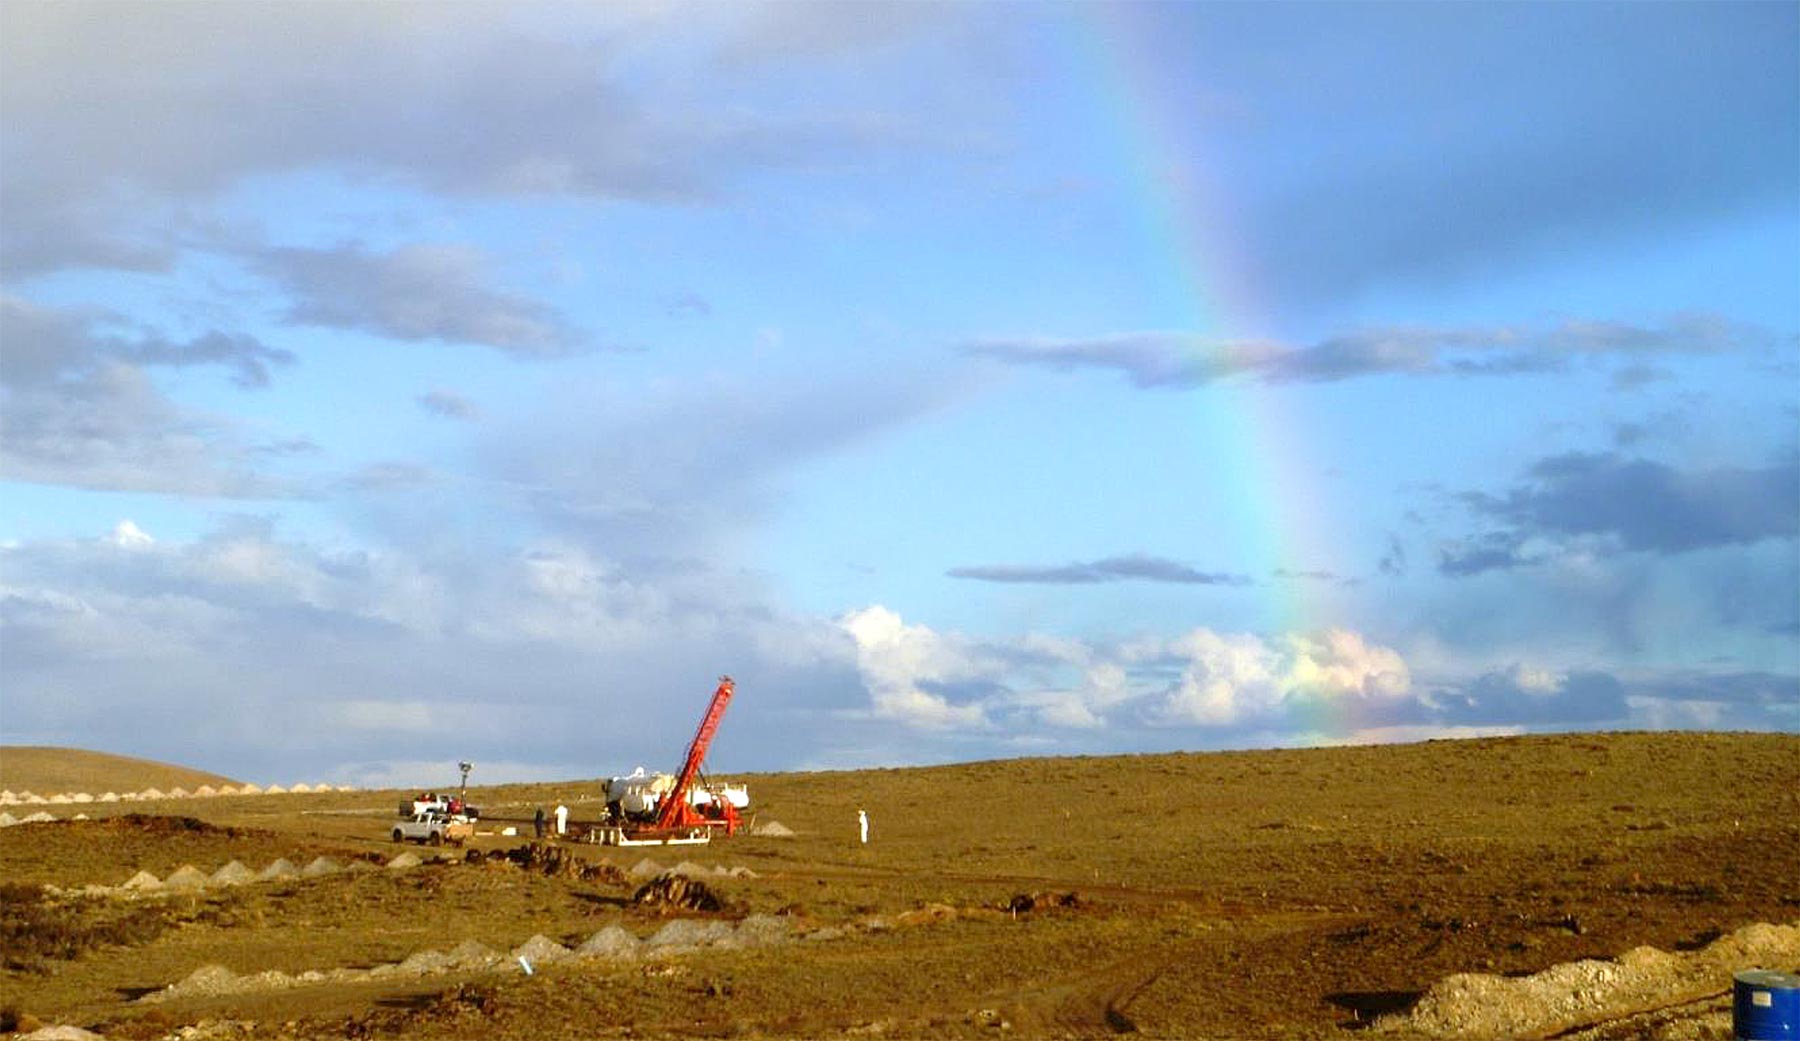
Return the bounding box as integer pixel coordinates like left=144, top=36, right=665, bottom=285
left=1736, top=969, right=1800, bottom=1040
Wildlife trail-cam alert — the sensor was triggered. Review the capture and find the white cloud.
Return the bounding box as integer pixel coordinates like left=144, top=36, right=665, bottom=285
left=839, top=607, right=1416, bottom=734
left=840, top=605, right=989, bottom=729
left=109, top=520, right=155, bottom=548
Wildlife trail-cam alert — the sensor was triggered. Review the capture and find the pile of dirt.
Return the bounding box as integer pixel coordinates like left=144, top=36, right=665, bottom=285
left=161, top=865, right=209, bottom=890
left=119, top=870, right=162, bottom=892
left=576, top=925, right=642, bottom=959
left=208, top=861, right=256, bottom=886
left=632, top=872, right=725, bottom=913
left=645, top=918, right=736, bottom=950
left=749, top=820, right=795, bottom=837
left=511, top=934, right=572, bottom=966
left=257, top=858, right=300, bottom=881
left=1378, top=920, right=1800, bottom=1038
left=386, top=852, right=423, bottom=871
left=301, top=856, right=342, bottom=878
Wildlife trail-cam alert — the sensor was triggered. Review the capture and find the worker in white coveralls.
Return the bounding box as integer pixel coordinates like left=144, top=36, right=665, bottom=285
left=858, top=808, right=868, bottom=844
left=554, top=804, right=568, bottom=836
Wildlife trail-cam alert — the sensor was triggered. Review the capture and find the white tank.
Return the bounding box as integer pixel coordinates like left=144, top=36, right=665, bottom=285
left=606, top=771, right=675, bottom=816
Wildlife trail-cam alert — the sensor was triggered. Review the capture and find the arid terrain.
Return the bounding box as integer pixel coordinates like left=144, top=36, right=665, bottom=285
left=2, top=731, right=1797, bottom=1039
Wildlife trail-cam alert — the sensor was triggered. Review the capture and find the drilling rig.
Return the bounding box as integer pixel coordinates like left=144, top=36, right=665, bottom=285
left=597, top=676, right=744, bottom=846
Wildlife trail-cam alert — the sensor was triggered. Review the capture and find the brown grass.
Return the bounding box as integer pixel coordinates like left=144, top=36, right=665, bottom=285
left=1, top=731, right=1796, bottom=1039
left=0, top=747, right=239, bottom=795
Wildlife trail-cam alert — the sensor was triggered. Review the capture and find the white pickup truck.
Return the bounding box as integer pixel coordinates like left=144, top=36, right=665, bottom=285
left=390, top=812, right=473, bottom=846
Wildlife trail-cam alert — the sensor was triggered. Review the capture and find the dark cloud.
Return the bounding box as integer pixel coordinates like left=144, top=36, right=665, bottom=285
left=417, top=389, right=481, bottom=422
left=0, top=297, right=301, bottom=496
left=961, top=315, right=1774, bottom=390
left=1377, top=535, right=1407, bottom=577
left=255, top=244, right=583, bottom=356
left=0, top=295, right=293, bottom=390
left=1219, top=5, right=1799, bottom=309
left=948, top=554, right=1252, bottom=586
left=1437, top=532, right=1536, bottom=577
left=1434, top=669, right=1630, bottom=726
left=0, top=4, right=942, bottom=279
left=1474, top=453, right=1799, bottom=555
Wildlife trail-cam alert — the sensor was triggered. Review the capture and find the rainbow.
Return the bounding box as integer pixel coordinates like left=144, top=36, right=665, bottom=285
left=1055, top=8, right=1354, bottom=735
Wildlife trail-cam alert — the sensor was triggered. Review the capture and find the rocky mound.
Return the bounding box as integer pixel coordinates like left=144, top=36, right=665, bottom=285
left=1378, top=920, right=1800, bottom=1038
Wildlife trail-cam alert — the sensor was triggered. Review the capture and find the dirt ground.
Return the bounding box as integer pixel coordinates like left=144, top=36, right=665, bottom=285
left=2, top=731, right=1797, bottom=1039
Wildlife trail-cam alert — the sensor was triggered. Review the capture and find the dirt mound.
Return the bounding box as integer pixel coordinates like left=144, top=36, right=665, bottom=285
left=511, top=934, right=572, bottom=965
left=208, top=861, right=257, bottom=886
left=645, top=918, right=736, bottom=950
left=735, top=913, right=794, bottom=947
left=258, top=858, right=300, bottom=881
left=749, top=819, right=795, bottom=837
left=160, top=865, right=209, bottom=890
left=301, top=856, right=342, bottom=878
left=386, top=851, right=423, bottom=870
left=157, top=964, right=241, bottom=1000
left=633, top=872, right=725, bottom=912
left=444, top=939, right=501, bottom=969
left=576, top=925, right=642, bottom=959
left=118, top=870, right=162, bottom=891
left=627, top=857, right=666, bottom=880
left=20, top=1026, right=107, bottom=1041
left=1379, top=920, right=1800, bottom=1038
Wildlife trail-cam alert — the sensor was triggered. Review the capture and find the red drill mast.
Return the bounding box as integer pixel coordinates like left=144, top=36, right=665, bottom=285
left=651, top=676, right=739, bottom=833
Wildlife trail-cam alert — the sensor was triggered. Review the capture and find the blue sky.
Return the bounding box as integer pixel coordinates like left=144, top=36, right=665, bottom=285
left=2, top=2, right=1795, bottom=786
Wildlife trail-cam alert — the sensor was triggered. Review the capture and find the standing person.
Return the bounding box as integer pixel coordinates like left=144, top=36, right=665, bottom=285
left=858, top=808, right=869, bottom=844
left=554, top=803, right=568, bottom=837
left=533, top=806, right=546, bottom=839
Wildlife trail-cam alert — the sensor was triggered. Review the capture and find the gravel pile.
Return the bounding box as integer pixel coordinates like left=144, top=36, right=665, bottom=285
left=208, top=861, right=257, bottom=886
left=445, top=939, right=502, bottom=969
left=1380, top=920, right=1800, bottom=1038
left=646, top=919, right=736, bottom=950
left=386, top=851, right=423, bottom=870
left=257, top=858, right=300, bottom=881
left=162, top=865, right=210, bottom=890
left=628, top=857, right=665, bottom=880
left=301, top=856, right=342, bottom=878
left=119, top=870, right=163, bottom=891
left=577, top=925, right=643, bottom=959
left=511, top=935, right=573, bottom=965
left=749, top=820, right=795, bottom=837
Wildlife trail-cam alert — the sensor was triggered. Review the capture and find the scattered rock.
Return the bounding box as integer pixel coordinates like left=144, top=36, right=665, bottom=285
left=633, top=872, right=725, bottom=912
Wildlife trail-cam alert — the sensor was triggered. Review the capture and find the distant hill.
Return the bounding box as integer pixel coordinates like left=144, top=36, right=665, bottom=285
left=0, top=747, right=240, bottom=795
